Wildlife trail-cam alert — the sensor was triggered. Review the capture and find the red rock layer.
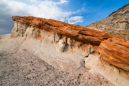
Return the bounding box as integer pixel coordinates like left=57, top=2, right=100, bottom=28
left=117, top=21, right=129, bottom=23
left=12, top=16, right=117, bottom=45
left=12, top=16, right=129, bottom=72
left=99, top=38, right=129, bottom=71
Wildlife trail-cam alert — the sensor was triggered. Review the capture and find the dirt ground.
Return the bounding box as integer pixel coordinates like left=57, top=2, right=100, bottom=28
left=0, top=34, right=114, bottom=86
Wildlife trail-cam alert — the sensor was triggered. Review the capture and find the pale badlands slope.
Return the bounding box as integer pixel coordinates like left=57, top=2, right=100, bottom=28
left=0, top=34, right=113, bottom=86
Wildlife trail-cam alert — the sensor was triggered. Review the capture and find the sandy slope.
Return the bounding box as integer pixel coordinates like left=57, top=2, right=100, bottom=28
left=0, top=34, right=114, bottom=86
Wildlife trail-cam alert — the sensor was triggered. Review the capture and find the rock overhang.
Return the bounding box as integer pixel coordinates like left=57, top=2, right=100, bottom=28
left=11, top=16, right=129, bottom=72
left=12, top=16, right=119, bottom=45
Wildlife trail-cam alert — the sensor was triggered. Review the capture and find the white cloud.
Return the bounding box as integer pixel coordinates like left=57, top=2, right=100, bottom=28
left=0, top=0, right=84, bottom=24
left=67, top=16, right=83, bottom=24
left=28, top=0, right=37, bottom=2
left=59, top=0, right=69, bottom=4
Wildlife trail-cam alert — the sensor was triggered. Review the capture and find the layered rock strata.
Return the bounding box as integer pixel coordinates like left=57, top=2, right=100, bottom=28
left=11, top=16, right=129, bottom=86
left=85, top=4, right=129, bottom=40
left=11, top=16, right=129, bottom=71
left=99, top=38, right=129, bottom=72
left=11, top=16, right=117, bottom=45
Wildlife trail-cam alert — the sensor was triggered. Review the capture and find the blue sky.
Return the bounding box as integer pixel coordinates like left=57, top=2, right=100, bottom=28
left=0, top=0, right=129, bottom=34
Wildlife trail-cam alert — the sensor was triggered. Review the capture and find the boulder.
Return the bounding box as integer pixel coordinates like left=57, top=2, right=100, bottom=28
left=99, top=38, right=129, bottom=71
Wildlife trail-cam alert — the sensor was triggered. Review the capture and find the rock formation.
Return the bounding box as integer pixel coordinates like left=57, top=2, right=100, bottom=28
left=11, top=16, right=118, bottom=45
left=10, top=16, right=129, bottom=86
left=99, top=38, right=129, bottom=71
left=85, top=4, right=129, bottom=40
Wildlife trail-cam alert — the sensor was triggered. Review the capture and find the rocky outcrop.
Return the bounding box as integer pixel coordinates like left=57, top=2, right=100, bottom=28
left=11, top=16, right=105, bottom=58
left=99, top=38, right=129, bottom=72
left=11, top=16, right=129, bottom=71
left=10, top=16, right=129, bottom=86
left=85, top=4, right=129, bottom=40
left=11, top=16, right=117, bottom=45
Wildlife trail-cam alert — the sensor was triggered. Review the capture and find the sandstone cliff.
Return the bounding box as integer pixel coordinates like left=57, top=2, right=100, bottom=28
left=85, top=4, right=129, bottom=40
left=10, top=16, right=129, bottom=86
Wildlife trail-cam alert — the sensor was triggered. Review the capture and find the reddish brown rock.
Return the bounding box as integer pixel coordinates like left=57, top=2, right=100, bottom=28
left=12, top=16, right=118, bottom=45
left=99, top=38, right=129, bottom=71
left=117, top=21, right=129, bottom=24
left=12, top=16, right=129, bottom=72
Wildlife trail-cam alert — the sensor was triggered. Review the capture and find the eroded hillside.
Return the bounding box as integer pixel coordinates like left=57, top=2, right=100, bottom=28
left=0, top=15, right=129, bottom=86
left=85, top=4, right=129, bottom=40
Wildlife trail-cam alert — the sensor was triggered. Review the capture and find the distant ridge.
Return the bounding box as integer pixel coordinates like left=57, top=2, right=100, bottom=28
left=109, top=4, right=129, bottom=17
left=85, top=4, right=129, bottom=40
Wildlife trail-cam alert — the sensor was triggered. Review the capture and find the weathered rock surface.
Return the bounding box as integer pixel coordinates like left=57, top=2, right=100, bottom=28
left=99, top=38, right=129, bottom=72
left=0, top=34, right=114, bottom=86
left=10, top=16, right=129, bottom=86
left=11, top=16, right=129, bottom=72
left=85, top=4, right=129, bottom=40
left=12, top=16, right=117, bottom=45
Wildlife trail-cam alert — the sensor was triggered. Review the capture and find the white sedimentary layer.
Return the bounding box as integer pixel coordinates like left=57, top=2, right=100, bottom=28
left=8, top=21, right=129, bottom=86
